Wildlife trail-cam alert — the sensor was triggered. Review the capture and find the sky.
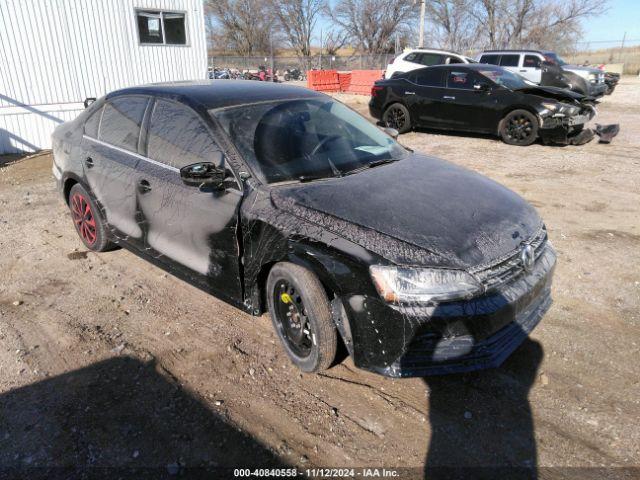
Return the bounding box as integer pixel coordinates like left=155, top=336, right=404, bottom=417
left=315, top=0, right=640, bottom=49
left=579, top=0, right=640, bottom=48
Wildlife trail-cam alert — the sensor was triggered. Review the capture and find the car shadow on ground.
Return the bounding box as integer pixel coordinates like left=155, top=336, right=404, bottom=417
left=422, top=335, right=544, bottom=480
left=0, top=356, right=288, bottom=479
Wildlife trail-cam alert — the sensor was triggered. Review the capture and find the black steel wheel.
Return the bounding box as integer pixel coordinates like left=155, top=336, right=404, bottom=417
left=267, top=262, right=337, bottom=373
left=382, top=103, right=411, bottom=134
left=499, top=109, right=539, bottom=146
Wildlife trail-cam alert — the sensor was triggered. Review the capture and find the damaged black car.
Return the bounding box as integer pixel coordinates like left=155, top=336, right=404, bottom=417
left=52, top=81, right=556, bottom=377
left=370, top=64, right=596, bottom=146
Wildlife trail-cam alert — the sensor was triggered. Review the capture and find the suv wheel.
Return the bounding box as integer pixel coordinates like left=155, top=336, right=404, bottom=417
left=499, top=109, right=539, bottom=146
left=267, top=262, right=337, bottom=373
left=68, top=184, right=114, bottom=252
left=382, top=103, right=411, bottom=134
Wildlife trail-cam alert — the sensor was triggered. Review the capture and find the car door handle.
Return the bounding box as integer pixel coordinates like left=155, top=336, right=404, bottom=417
left=85, top=157, right=94, bottom=168
left=404, top=91, right=416, bottom=95
left=443, top=95, right=456, bottom=100
left=138, top=179, right=151, bottom=194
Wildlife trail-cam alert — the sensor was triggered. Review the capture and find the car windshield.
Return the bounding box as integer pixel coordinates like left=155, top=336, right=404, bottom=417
left=544, top=52, right=567, bottom=66
left=477, top=67, right=529, bottom=90
left=211, top=98, right=408, bottom=184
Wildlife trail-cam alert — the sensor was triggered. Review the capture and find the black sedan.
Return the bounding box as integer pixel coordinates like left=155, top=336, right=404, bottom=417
left=52, top=81, right=556, bottom=377
left=369, top=64, right=595, bottom=146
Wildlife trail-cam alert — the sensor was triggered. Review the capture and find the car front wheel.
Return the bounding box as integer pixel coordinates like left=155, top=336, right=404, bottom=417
left=382, top=103, right=412, bottom=134
left=267, top=262, right=337, bottom=373
left=499, top=109, right=539, bottom=146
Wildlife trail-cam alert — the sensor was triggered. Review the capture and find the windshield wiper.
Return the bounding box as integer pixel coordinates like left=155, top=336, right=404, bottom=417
left=298, top=173, right=339, bottom=182
left=344, top=158, right=398, bottom=176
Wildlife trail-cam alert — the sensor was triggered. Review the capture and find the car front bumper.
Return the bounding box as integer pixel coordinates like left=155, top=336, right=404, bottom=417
left=339, top=244, right=557, bottom=377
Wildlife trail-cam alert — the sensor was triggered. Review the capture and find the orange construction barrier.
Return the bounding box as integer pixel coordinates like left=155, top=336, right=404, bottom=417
left=346, top=70, right=384, bottom=95
left=306, top=70, right=340, bottom=92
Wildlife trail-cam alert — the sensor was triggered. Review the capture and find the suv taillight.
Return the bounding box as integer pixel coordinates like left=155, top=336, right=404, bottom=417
left=371, top=85, right=384, bottom=97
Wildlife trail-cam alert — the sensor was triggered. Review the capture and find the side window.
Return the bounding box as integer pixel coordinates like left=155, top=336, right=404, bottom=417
left=500, top=54, right=520, bottom=67
left=417, top=53, right=445, bottom=66
left=524, top=55, right=541, bottom=68
left=480, top=54, right=500, bottom=65
left=413, top=68, right=444, bottom=87
left=404, top=53, right=417, bottom=63
left=446, top=70, right=474, bottom=89
left=84, top=106, right=103, bottom=138
left=147, top=99, right=221, bottom=169
left=446, top=56, right=464, bottom=64
left=99, top=96, right=148, bottom=152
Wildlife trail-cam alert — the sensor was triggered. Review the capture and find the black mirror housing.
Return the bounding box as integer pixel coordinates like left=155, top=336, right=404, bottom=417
left=180, top=162, right=226, bottom=188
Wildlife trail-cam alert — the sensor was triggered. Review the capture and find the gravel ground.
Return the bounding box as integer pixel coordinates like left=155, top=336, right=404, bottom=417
left=0, top=77, right=638, bottom=478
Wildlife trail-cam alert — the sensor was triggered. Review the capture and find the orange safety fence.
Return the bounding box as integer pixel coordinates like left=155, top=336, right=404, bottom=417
left=306, top=69, right=383, bottom=95
left=306, top=70, right=340, bottom=92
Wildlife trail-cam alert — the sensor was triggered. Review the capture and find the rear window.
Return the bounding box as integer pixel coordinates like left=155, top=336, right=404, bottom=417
left=479, top=54, right=500, bottom=65
left=147, top=99, right=221, bottom=169
left=99, top=96, right=148, bottom=152
left=500, top=55, right=520, bottom=67
left=417, top=53, right=444, bottom=66
left=84, top=106, right=103, bottom=138
left=411, top=68, right=444, bottom=87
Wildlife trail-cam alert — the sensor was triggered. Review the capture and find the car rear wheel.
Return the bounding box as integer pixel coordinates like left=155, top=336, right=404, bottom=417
left=499, top=109, right=539, bottom=146
left=267, top=262, right=337, bottom=373
left=68, top=183, right=114, bottom=252
left=382, top=103, right=412, bottom=134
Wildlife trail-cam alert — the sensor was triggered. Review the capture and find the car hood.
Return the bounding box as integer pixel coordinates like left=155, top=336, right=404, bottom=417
left=515, top=85, right=587, bottom=102
left=269, top=154, right=542, bottom=269
left=563, top=65, right=600, bottom=74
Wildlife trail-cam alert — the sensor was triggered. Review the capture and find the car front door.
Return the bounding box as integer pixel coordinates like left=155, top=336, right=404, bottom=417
left=82, top=95, right=150, bottom=242
left=438, top=69, right=498, bottom=132
left=519, top=55, right=543, bottom=83
left=136, top=98, right=243, bottom=303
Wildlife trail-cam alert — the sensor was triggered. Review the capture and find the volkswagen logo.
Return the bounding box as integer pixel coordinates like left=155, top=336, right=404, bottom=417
left=520, top=244, right=535, bottom=272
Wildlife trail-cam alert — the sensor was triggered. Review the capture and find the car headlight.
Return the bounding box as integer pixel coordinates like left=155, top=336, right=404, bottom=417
left=541, top=101, right=561, bottom=112
left=369, top=266, right=482, bottom=304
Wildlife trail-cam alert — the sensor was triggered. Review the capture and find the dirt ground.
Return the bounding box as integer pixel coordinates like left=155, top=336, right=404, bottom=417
left=1, top=78, right=639, bottom=478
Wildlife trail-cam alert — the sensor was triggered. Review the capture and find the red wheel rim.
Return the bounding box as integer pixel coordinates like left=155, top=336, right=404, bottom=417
left=70, top=193, right=97, bottom=246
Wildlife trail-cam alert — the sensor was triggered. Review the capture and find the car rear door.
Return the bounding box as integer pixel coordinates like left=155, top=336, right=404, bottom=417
left=498, top=54, right=521, bottom=77
left=404, top=68, right=448, bottom=127
left=519, top=55, right=543, bottom=83
left=136, top=98, right=243, bottom=303
left=82, top=95, right=150, bottom=241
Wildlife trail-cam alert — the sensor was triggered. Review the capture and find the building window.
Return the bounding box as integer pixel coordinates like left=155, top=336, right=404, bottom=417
left=136, top=10, right=186, bottom=45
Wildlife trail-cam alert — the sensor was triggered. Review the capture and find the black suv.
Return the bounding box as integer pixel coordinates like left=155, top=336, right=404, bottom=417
left=52, top=81, right=556, bottom=377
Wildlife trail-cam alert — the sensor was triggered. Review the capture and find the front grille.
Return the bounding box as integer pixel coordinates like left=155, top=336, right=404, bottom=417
left=470, top=227, right=548, bottom=290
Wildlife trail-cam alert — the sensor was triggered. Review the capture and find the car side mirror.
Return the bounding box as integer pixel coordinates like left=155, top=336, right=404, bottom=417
left=180, top=162, right=227, bottom=189
left=382, top=127, right=399, bottom=139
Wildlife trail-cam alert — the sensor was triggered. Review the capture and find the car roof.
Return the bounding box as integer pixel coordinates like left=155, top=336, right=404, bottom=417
left=402, top=48, right=463, bottom=56
left=480, top=50, right=545, bottom=55
left=106, top=80, right=325, bottom=111
left=410, top=64, right=503, bottom=71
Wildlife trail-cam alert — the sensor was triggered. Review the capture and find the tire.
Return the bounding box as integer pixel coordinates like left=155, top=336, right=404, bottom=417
left=267, top=262, right=337, bottom=373
left=499, top=109, right=539, bottom=146
left=284, top=73, right=291, bottom=81
left=68, top=183, right=114, bottom=252
left=382, top=103, right=412, bottom=134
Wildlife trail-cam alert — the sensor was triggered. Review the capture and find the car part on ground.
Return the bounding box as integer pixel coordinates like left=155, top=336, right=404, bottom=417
left=594, top=123, right=620, bottom=143
left=52, top=80, right=556, bottom=377
left=370, top=64, right=597, bottom=146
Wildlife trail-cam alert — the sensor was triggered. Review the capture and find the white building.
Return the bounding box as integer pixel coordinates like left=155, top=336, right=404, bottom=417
left=0, top=0, right=208, bottom=154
